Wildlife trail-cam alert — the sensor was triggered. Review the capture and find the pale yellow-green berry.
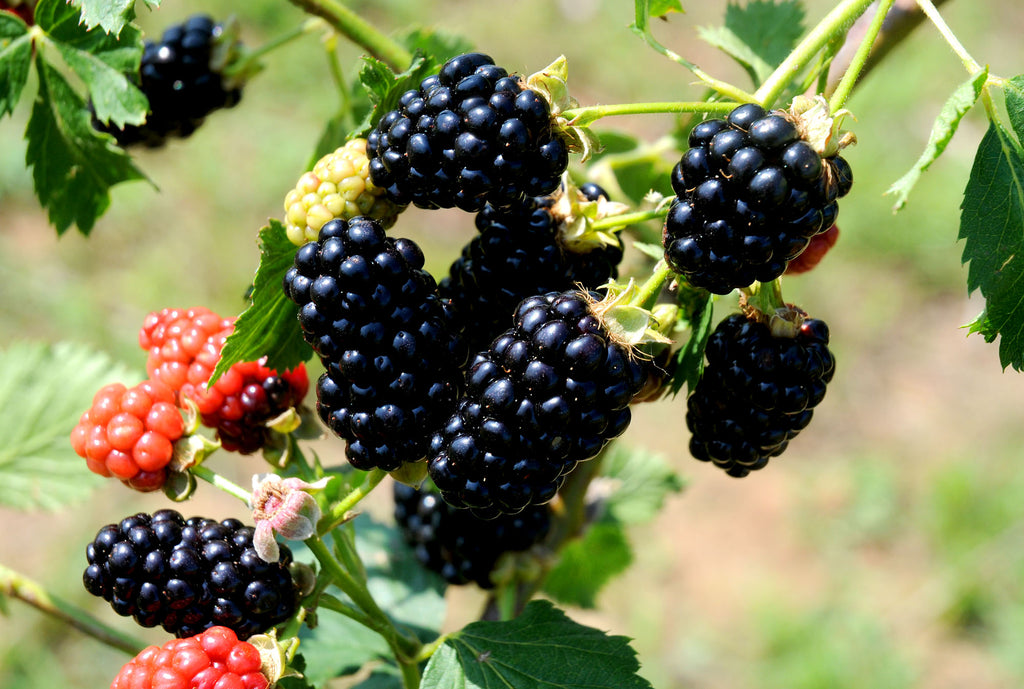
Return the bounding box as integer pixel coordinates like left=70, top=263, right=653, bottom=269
left=282, top=138, right=402, bottom=246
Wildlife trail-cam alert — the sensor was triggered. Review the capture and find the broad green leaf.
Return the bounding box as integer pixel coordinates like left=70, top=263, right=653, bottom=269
left=601, top=443, right=685, bottom=525
left=698, top=0, right=805, bottom=87
left=353, top=52, right=434, bottom=136
left=963, top=310, right=997, bottom=343
left=209, top=220, right=312, bottom=385
left=69, top=0, right=134, bottom=36
left=26, top=55, right=147, bottom=234
left=888, top=69, right=988, bottom=211
left=0, top=341, right=136, bottom=510
left=421, top=600, right=654, bottom=689
left=295, top=609, right=390, bottom=685
left=648, top=0, right=684, bottom=17
left=0, top=14, right=31, bottom=117
left=668, top=290, right=713, bottom=396
left=45, top=11, right=147, bottom=127
left=542, top=521, right=632, bottom=609
left=1006, top=75, right=1024, bottom=145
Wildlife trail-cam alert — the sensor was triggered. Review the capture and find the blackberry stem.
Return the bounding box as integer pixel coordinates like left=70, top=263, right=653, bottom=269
left=316, top=592, right=377, bottom=630
left=745, top=279, right=787, bottom=316
left=755, top=0, right=877, bottom=108
left=915, top=0, right=983, bottom=75
left=191, top=463, right=252, bottom=504
left=223, top=18, right=321, bottom=80
left=560, top=101, right=738, bottom=127
left=829, top=0, right=896, bottom=112
left=320, top=468, right=388, bottom=531
left=590, top=206, right=670, bottom=233
left=635, top=260, right=675, bottom=312
left=285, top=0, right=412, bottom=71
left=0, top=563, right=146, bottom=656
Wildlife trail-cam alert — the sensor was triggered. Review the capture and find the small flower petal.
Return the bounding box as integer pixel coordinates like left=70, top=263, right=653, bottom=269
left=253, top=521, right=281, bottom=563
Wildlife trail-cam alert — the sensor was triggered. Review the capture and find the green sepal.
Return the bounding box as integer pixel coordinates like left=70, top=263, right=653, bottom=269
left=527, top=55, right=602, bottom=161
left=590, top=279, right=674, bottom=348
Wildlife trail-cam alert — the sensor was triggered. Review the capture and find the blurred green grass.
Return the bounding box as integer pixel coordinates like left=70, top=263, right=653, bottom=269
left=3, top=1, right=1024, bottom=688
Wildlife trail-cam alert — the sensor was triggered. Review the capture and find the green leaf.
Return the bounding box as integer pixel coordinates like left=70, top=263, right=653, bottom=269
left=668, top=290, right=714, bottom=396
left=648, top=0, right=684, bottom=18
left=542, top=521, right=632, bottom=609
left=0, top=341, right=136, bottom=511
left=888, top=69, right=988, bottom=211
left=295, top=609, right=390, bottom=685
left=399, top=27, right=474, bottom=65
left=698, top=0, right=805, bottom=87
left=963, top=310, right=997, bottom=343
left=0, top=14, right=31, bottom=117
left=421, top=600, right=654, bottom=689
left=26, top=54, right=147, bottom=235
left=68, top=0, right=134, bottom=36
left=209, top=220, right=312, bottom=385
left=958, top=78, right=1024, bottom=370
left=600, top=443, right=685, bottom=525
left=44, top=8, right=147, bottom=127
left=352, top=52, right=435, bottom=136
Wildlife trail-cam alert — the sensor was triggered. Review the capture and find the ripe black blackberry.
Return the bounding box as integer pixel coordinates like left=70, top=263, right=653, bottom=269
left=427, top=290, right=648, bottom=517
left=393, top=482, right=551, bottom=588
left=282, top=217, right=466, bottom=470
left=366, top=52, right=569, bottom=212
left=686, top=312, right=835, bottom=477
left=94, top=15, right=242, bottom=147
left=82, top=509, right=298, bottom=639
left=439, top=183, right=623, bottom=356
left=663, top=102, right=853, bottom=294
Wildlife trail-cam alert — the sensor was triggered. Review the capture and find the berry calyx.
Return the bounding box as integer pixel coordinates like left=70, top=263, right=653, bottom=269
left=283, top=138, right=403, bottom=246
left=71, top=380, right=186, bottom=492
left=111, top=626, right=269, bottom=689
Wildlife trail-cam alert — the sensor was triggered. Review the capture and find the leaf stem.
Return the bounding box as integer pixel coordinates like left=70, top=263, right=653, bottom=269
left=590, top=206, right=670, bottom=233
left=0, top=563, right=147, bottom=656
left=829, top=0, right=897, bottom=111
left=285, top=0, right=412, bottom=71
left=914, top=0, right=982, bottom=75
left=755, top=0, right=878, bottom=108
left=561, top=101, right=739, bottom=126
left=191, top=464, right=252, bottom=504
left=632, top=0, right=758, bottom=103
left=224, top=18, right=323, bottom=79
left=319, top=468, right=387, bottom=531
left=635, top=260, right=675, bottom=312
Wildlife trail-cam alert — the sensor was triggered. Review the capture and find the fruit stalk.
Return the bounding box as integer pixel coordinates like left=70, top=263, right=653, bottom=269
left=222, top=18, right=323, bottom=80
left=755, top=0, right=878, bottom=107
left=319, top=468, right=388, bottom=532
left=286, top=0, right=412, bottom=71
left=560, top=100, right=738, bottom=126
left=0, top=563, right=146, bottom=656
left=829, top=0, right=897, bottom=112
left=915, top=0, right=983, bottom=75
left=191, top=463, right=252, bottom=504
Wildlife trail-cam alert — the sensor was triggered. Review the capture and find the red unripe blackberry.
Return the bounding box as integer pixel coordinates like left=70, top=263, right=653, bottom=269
left=663, top=103, right=852, bottom=293
left=439, top=183, right=623, bottom=356
left=94, top=15, right=243, bottom=147
left=686, top=312, right=835, bottom=476
left=111, top=626, right=269, bottom=689
left=71, top=380, right=185, bottom=492
left=366, top=52, right=569, bottom=212
left=427, top=290, right=648, bottom=517
left=83, top=510, right=299, bottom=639
left=140, top=307, right=234, bottom=396
left=393, top=482, right=551, bottom=588
left=784, top=223, right=839, bottom=275
left=282, top=217, right=467, bottom=470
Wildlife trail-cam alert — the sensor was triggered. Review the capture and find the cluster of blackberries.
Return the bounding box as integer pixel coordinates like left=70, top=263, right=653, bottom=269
left=83, top=509, right=299, bottom=639
left=96, top=15, right=242, bottom=147
left=393, top=483, right=551, bottom=587
left=440, top=182, right=623, bottom=355
left=427, top=290, right=648, bottom=517
left=686, top=313, right=835, bottom=476
left=367, top=52, right=568, bottom=212
left=282, top=217, right=467, bottom=470
left=663, top=103, right=853, bottom=294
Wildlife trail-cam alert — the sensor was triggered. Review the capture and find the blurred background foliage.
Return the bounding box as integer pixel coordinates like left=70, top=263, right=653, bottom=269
left=2, top=1, right=1024, bottom=687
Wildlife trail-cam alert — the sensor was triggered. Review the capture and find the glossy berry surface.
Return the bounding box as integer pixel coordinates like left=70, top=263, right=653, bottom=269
left=366, top=52, right=569, bottom=212
left=94, top=15, right=242, bottom=147
left=282, top=217, right=466, bottom=470
left=686, top=313, right=835, bottom=477
left=83, top=510, right=298, bottom=639
left=284, top=138, right=402, bottom=246
left=427, top=290, right=648, bottom=517
left=440, top=183, right=623, bottom=357
left=663, top=103, right=852, bottom=294
left=140, top=307, right=234, bottom=396
left=393, top=482, right=551, bottom=588
left=70, top=380, right=185, bottom=492
left=111, top=626, right=269, bottom=689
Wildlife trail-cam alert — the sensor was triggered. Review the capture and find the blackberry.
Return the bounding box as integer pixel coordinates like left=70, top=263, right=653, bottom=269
left=83, top=509, right=299, bottom=639
left=0, top=0, right=33, bottom=24
left=366, top=52, right=569, bottom=212
left=94, top=15, right=242, bottom=147
left=140, top=306, right=234, bottom=396
left=393, top=482, right=551, bottom=588
left=283, top=138, right=403, bottom=246
left=663, top=102, right=853, bottom=294
left=686, top=312, right=835, bottom=477
left=439, top=183, right=623, bottom=356
left=427, top=290, right=648, bottom=517
left=282, top=217, right=466, bottom=470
